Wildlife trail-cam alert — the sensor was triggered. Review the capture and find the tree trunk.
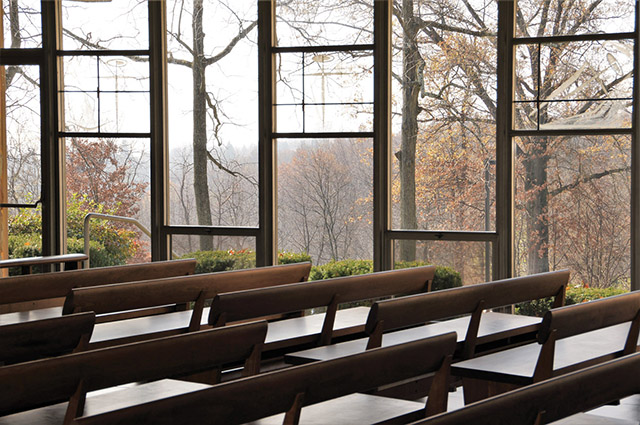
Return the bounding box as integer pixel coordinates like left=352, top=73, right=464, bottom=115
left=398, top=0, right=420, bottom=262
left=192, top=0, right=213, bottom=251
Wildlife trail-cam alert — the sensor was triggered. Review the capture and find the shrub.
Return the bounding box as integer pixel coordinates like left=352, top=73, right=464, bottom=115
left=394, top=261, right=462, bottom=291
left=309, top=259, right=462, bottom=292
left=180, top=250, right=257, bottom=274
left=277, top=251, right=312, bottom=265
left=309, top=260, right=373, bottom=281
left=515, top=285, right=629, bottom=317
left=7, top=194, right=140, bottom=270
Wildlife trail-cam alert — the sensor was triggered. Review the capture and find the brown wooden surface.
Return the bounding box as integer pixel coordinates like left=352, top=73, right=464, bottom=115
left=0, top=379, right=211, bottom=425
left=0, top=312, right=95, bottom=365
left=365, top=270, right=569, bottom=336
left=0, top=321, right=267, bottom=419
left=537, top=291, right=640, bottom=343
left=285, top=311, right=541, bottom=365
left=452, top=292, right=640, bottom=404
left=209, top=266, right=435, bottom=326
left=62, top=262, right=311, bottom=319
left=415, top=353, right=640, bottom=425
left=72, top=333, right=457, bottom=425
left=0, top=259, right=197, bottom=313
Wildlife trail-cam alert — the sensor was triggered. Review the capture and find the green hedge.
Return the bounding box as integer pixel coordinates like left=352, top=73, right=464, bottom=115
left=180, top=252, right=462, bottom=293
left=180, top=250, right=312, bottom=274
left=308, top=259, right=462, bottom=292
left=515, top=285, right=629, bottom=317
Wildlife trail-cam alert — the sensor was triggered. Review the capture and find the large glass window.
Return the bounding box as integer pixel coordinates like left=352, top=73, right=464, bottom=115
left=512, top=0, right=634, bottom=290
left=166, top=0, right=259, bottom=256
left=60, top=0, right=151, bottom=267
left=390, top=0, right=498, bottom=276
left=277, top=138, right=373, bottom=264
left=2, top=0, right=41, bottom=48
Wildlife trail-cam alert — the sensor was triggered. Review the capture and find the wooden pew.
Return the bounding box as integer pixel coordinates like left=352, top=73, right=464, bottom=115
left=0, top=258, right=197, bottom=313
left=71, top=333, right=457, bottom=425
left=452, top=290, right=640, bottom=404
left=286, top=270, right=568, bottom=366
left=0, top=321, right=268, bottom=425
left=413, top=352, right=640, bottom=425
left=63, top=262, right=312, bottom=322
left=208, top=265, right=436, bottom=352
left=0, top=312, right=95, bottom=365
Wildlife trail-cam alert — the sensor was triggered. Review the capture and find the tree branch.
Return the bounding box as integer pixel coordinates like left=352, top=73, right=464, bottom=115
left=204, top=20, right=258, bottom=66
left=550, top=166, right=630, bottom=197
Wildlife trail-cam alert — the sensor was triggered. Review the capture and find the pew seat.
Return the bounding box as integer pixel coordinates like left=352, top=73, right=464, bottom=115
left=452, top=291, right=640, bottom=404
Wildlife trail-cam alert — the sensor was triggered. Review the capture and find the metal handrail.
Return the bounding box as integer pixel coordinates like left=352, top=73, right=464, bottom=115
left=83, top=213, right=152, bottom=268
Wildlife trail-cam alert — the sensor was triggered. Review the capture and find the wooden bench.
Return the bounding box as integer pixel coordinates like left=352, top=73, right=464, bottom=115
left=71, top=333, right=457, bottom=425
left=57, top=262, right=311, bottom=349
left=0, top=259, right=197, bottom=313
left=0, top=321, right=268, bottom=425
left=208, top=265, right=436, bottom=352
left=0, top=312, right=95, bottom=365
left=286, top=270, right=569, bottom=367
left=63, top=262, right=311, bottom=322
left=0, top=253, right=88, bottom=275
left=452, top=290, right=640, bottom=404
left=415, top=352, right=640, bottom=425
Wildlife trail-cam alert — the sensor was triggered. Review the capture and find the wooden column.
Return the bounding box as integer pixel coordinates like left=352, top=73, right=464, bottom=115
left=256, top=0, right=276, bottom=267
left=149, top=0, right=170, bottom=261
left=632, top=1, right=640, bottom=291
left=373, top=0, right=392, bottom=271
left=0, top=13, right=8, bottom=274
left=495, top=0, right=516, bottom=280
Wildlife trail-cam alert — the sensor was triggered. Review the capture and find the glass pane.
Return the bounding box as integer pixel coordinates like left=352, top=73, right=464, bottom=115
left=275, top=0, right=374, bottom=47
left=100, top=92, right=150, bottom=133
left=61, top=55, right=150, bottom=133
left=167, top=0, right=259, bottom=235
left=515, top=0, right=635, bottom=38
left=3, top=65, right=41, bottom=205
left=277, top=138, right=372, bottom=265
left=391, top=1, right=497, bottom=236
left=514, top=135, right=630, bottom=289
left=62, top=91, right=99, bottom=132
left=99, top=57, right=149, bottom=92
left=394, top=240, right=491, bottom=286
left=275, top=51, right=374, bottom=133
left=3, top=64, right=41, bottom=269
left=61, top=0, right=149, bottom=50
left=2, top=0, right=41, bottom=48
left=170, top=235, right=256, bottom=272
left=62, top=56, right=99, bottom=92
left=515, top=40, right=633, bottom=130
left=65, top=138, right=151, bottom=267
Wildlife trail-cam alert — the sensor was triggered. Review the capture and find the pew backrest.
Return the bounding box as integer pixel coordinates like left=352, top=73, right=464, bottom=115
left=62, top=262, right=312, bottom=322
left=416, top=352, right=640, bottom=425
left=365, top=270, right=569, bottom=336
left=0, top=321, right=268, bottom=420
left=208, top=265, right=436, bottom=326
left=531, top=290, right=640, bottom=381
left=0, top=312, right=95, bottom=365
left=0, top=259, right=197, bottom=313
left=73, top=332, right=457, bottom=425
